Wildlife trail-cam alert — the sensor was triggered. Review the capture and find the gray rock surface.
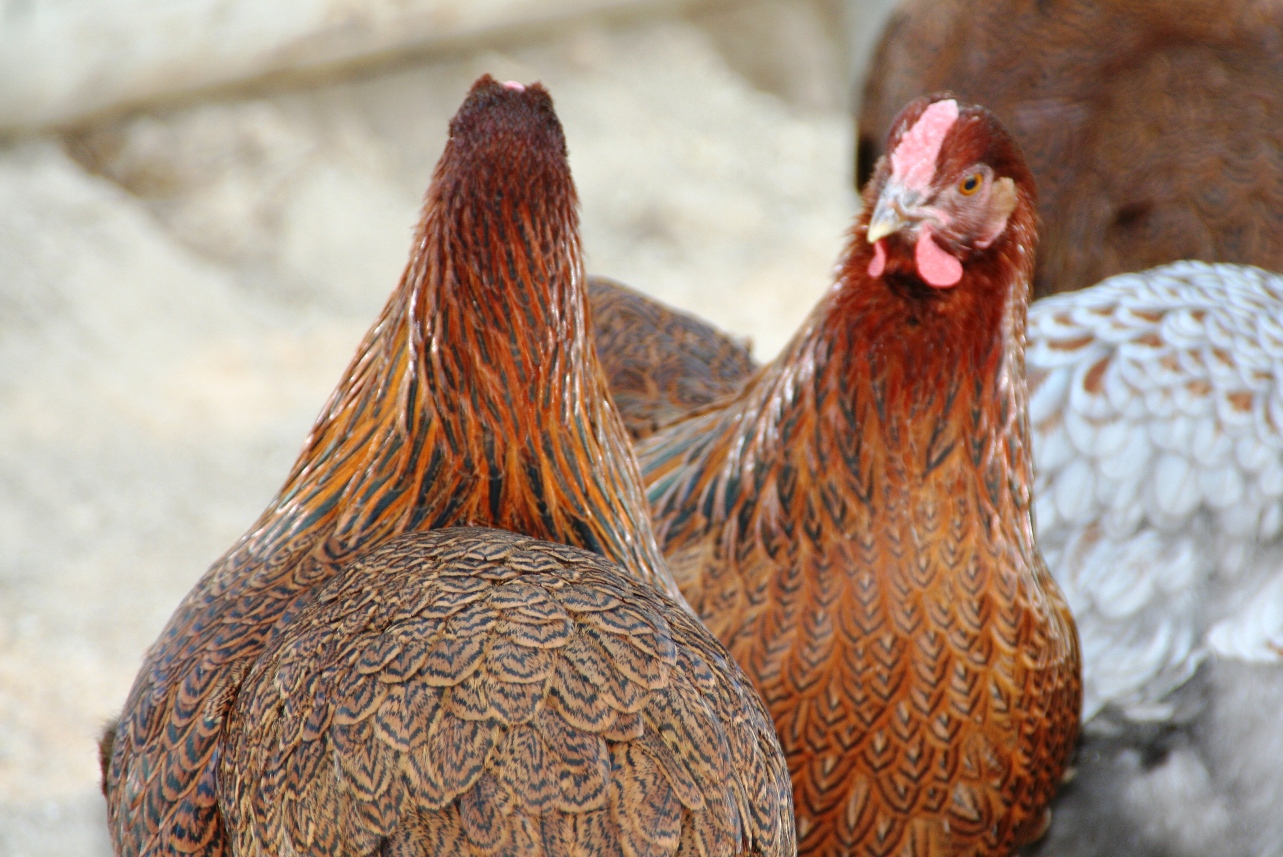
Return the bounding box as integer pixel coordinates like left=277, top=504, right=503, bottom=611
left=0, top=3, right=880, bottom=853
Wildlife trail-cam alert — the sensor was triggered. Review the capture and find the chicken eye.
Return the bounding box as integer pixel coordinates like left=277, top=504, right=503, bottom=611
left=959, top=173, right=983, bottom=195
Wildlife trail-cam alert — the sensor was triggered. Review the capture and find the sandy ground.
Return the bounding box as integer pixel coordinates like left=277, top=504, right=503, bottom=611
left=0, top=2, right=890, bottom=852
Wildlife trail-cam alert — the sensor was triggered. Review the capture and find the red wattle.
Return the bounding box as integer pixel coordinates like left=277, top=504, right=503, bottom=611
left=868, top=240, right=887, bottom=277
left=915, top=225, right=962, bottom=287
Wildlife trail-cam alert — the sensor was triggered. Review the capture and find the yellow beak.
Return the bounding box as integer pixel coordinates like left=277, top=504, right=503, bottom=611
left=862, top=178, right=923, bottom=242
left=866, top=211, right=903, bottom=244
left=866, top=190, right=911, bottom=243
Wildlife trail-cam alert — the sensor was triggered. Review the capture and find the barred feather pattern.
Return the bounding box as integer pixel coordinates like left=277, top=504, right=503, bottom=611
left=103, top=79, right=706, bottom=856
left=218, top=528, right=793, bottom=857
left=637, top=104, right=1081, bottom=857
left=588, top=276, right=757, bottom=441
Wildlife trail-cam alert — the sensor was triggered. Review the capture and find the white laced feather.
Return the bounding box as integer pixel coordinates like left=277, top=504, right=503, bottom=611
left=1029, top=261, right=1283, bottom=726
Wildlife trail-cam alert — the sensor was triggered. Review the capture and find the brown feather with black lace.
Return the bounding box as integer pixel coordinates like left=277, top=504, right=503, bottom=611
left=588, top=275, right=756, bottom=441
left=102, top=76, right=793, bottom=857
left=857, top=0, right=1283, bottom=298
left=638, top=97, right=1081, bottom=857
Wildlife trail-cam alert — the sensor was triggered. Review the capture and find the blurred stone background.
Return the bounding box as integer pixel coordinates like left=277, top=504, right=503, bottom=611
left=0, top=0, right=897, bottom=852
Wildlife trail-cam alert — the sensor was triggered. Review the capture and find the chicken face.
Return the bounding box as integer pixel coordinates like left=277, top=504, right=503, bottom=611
left=865, top=96, right=1026, bottom=289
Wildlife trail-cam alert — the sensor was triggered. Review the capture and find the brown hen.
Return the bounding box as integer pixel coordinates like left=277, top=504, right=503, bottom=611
left=637, top=97, right=1081, bottom=857
left=857, top=0, right=1283, bottom=298
left=102, top=76, right=793, bottom=856
left=588, top=275, right=757, bottom=441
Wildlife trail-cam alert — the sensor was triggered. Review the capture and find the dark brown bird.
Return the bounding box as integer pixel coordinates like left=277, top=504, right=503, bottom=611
left=103, top=76, right=792, bottom=856
left=856, top=0, right=1283, bottom=298
left=637, top=96, right=1082, bottom=856
left=588, top=275, right=757, bottom=441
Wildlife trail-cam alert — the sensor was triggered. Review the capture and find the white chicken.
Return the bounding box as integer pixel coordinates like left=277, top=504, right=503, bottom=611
left=1025, top=260, right=1283, bottom=857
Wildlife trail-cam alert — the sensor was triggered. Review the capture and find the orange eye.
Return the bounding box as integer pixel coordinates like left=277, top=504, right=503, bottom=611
left=959, top=173, right=982, bottom=195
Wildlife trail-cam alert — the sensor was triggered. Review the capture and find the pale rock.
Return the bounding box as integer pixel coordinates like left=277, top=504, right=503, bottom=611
left=69, top=19, right=858, bottom=358
left=0, top=0, right=701, bottom=131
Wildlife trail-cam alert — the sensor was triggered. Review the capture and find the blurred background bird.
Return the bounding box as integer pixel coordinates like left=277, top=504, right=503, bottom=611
left=856, top=0, right=1283, bottom=299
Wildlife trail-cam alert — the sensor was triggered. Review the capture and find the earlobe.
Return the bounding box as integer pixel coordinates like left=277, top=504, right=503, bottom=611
left=976, top=177, right=1018, bottom=248
left=992, top=177, right=1017, bottom=220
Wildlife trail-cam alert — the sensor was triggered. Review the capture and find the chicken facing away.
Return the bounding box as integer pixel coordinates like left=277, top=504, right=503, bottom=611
left=103, top=76, right=793, bottom=856
left=856, top=0, right=1283, bottom=299
left=588, top=275, right=757, bottom=441
left=636, top=96, right=1082, bottom=857
left=220, top=529, right=792, bottom=857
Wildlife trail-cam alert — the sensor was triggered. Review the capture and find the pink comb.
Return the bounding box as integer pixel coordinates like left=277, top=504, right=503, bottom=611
left=502, top=81, right=526, bottom=92
left=890, top=99, right=958, bottom=192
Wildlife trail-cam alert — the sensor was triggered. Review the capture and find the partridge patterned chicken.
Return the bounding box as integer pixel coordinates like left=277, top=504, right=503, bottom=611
left=102, top=76, right=793, bottom=857
left=638, top=96, right=1081, bottom=857
left=856, top=0, right=1283, bottom=298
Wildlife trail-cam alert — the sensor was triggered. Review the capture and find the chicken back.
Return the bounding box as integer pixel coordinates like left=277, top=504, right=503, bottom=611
left=103, top=76, right=792, bottom=857
left=219, top=527, right=791, bottom=856
left=589, top=275, right=757, bottom=441
left=857, top=0, right=1283, bottom=298
left=639, top=96, right=1082, bottom=857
